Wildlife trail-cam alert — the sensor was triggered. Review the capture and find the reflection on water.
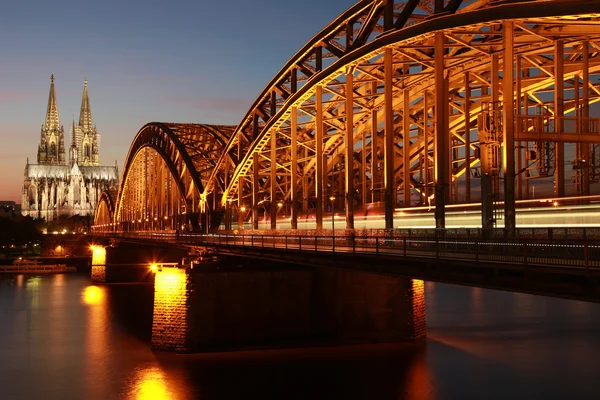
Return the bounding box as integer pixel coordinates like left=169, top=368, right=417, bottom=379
left=128, top=366, right=170, bottom=400
left=82, top=285, right=105, bottom=305
left=0, top=273, right=599, bottom=399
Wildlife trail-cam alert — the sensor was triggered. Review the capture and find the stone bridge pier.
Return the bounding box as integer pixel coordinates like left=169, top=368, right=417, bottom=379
left=90, top=243, right=426, bottom=352
left=151, top=256, right=426, bottom=353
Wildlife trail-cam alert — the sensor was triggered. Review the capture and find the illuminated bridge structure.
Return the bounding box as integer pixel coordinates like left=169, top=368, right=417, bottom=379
left=87, top=1, right=600, bottom=352
left=95, top=0, right=600, bottom=236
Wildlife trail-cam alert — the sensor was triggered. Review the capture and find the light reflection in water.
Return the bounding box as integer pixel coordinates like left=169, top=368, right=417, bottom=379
left=16, top=274, right=24, bottom=287
left=82, top=285, right=105, bottom=306
left=129, top=366, right=171, bottom=400
left=53, top=273, right=65, bottom=287
left=83, top=284, right=109, bottom=398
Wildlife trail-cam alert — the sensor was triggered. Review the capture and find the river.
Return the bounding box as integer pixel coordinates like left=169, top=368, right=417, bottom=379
left=0, top=273, right=599, bottom=399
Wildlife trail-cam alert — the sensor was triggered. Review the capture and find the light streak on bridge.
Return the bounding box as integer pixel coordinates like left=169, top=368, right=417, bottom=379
left=93, top=0, right=600, bottom=235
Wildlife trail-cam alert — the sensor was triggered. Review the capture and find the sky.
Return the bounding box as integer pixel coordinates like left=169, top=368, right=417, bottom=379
left=0, top=0, right=356, bottom=203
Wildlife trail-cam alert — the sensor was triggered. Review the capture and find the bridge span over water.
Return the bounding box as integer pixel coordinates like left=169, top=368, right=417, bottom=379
left=86, top=2, right=600, bottom=349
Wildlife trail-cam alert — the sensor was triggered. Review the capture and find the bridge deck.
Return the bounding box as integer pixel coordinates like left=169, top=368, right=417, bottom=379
left=94, top=231, right=600, bottom=303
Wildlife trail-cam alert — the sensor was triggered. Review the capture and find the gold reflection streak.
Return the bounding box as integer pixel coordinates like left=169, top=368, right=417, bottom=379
left=82, top=284, right=109, bottom=397
left=403, top=353, right=435, bottom=400
left=82, top=285, right=105, bottom=305
left=130, top=366, right=171, bottom=400
left=16, top=275, right=24, bottom=287
left=53, top=274, right=65, bottom=287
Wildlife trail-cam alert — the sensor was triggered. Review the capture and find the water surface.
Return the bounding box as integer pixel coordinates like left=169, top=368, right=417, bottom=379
left=0, top=274, right=599, bottom=399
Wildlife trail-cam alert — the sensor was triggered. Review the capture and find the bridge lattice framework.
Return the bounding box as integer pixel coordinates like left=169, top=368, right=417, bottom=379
left=94, top=0, right=600, bottom=234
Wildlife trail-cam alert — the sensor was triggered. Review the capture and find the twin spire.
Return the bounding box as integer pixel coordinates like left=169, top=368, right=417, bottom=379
left=44, top=75, right=93, bottom=132
left=40, top=75, right=98, bottom=166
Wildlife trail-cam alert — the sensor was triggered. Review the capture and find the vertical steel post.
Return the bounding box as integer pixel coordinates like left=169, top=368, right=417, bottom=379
left=345, top=71, right=355, bottom=229
left=238, top=176, right=244, bottom=230
left=524, top=88, right=530, bottom=199
left=316, top=85, right=324, bottom=230
left=384, top=47, right=395, bottom=229
left=362, top=122, right=367, bottom=207
left=503, top=21, right=516, bottom=234
left=291, top=106, right=299, bottom=229
left=464, top=72, right=471, bottom=203
left=252, top=153, right=259, bottom=230
left=583, top=41, right=591, bottom=197
left=270, top=129, right=277, bottom=230
left=434, top=32, right=448, bottom=229
left=516, top=55, right=523, bottom=200
left=555, top=39, right=565, bottom=198
left=424, top=90, right=430, bottom=201
left=403, top=89, right=411, bottom=207
left=371, top=108, right=378, bottom=203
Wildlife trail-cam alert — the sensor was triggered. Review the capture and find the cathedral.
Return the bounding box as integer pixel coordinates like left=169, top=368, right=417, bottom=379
left=21, top=76, right=119, bottom=222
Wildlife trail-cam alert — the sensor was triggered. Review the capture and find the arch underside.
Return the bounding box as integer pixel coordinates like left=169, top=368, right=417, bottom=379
left=207, top=0, right=600, bottom=229
left=94, top=190, right=117, bottom=229
left=114, top=123, right=234, bottom=230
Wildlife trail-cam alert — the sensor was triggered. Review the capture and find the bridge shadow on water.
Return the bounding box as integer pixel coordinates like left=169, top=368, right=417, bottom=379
left=105, top=282, right=155, bottom=342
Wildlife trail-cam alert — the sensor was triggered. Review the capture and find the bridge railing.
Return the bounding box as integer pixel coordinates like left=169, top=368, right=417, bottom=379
left=98, top=231, right=600, bottom=272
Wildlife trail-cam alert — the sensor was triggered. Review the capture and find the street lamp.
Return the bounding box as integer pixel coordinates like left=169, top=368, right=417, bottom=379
left=329, top=195, right=336, bottom=231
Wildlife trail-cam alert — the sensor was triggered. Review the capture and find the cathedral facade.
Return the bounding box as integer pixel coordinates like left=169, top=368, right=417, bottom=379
left=21, top=76, right=119, bottom=222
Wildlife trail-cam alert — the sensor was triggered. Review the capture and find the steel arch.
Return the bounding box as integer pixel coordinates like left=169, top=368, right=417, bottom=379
left=206, top=0, right=600, bottom=232
left=114, top=122, right=234, bottom=229
left=93, top=189, right=117, bottom=231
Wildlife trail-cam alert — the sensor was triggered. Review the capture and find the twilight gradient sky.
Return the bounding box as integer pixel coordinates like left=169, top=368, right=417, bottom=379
left=0, top=0, right=355, bottom=203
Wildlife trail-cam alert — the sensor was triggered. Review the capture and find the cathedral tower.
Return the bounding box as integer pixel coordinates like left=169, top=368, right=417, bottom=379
left=74, top=78, right=100, bottom=166
left=37, top=75, right=66, bottom=165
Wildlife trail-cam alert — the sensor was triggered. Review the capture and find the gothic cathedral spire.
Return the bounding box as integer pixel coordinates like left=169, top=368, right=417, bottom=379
left=38, top=74, right=66, bottom=165
left=76, top=78, right=100, bottom=165
left=45, top=74, right=60, bottom=130
left=79, top=78, right=92, bottom=131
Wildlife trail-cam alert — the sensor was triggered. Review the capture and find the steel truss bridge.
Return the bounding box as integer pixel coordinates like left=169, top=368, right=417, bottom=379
left=94, top=0, right=600, bottom=236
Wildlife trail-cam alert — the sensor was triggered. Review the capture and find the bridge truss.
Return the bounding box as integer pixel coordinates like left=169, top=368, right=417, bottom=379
left=94, top=0, right=600, bottom=234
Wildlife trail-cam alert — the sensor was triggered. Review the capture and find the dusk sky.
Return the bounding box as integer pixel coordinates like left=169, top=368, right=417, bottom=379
left=0, top=0, right=355, bottom=203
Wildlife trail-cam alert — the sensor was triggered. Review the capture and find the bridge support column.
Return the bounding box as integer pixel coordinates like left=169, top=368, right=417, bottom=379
left=345, top=70, right=355, bottom=229
left=582, top=41, right=591, bottom=198
left=434, top=32, right=449, bottom=229
left=554, top=39, right=565, bottom=198
left=503, top=21, right=516, bottom=235
left=270, top=129, right=277, bottom=230
left=91, top=245, right=106, bottom=284
left=252, top=153, right=259, bottom=230
left=291, top=106, right=299, bottom=230
left=384, top=47, right=395, bottom=230
left=316, top=86, right=324, bottom=230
